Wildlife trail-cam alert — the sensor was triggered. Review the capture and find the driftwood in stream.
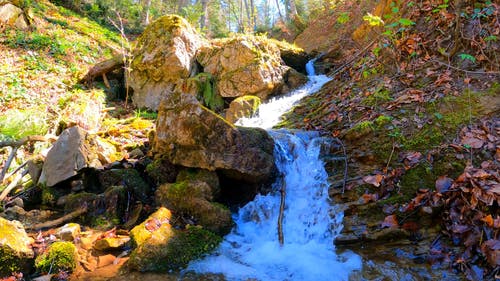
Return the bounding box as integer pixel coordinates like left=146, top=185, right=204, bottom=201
left=81, top=55, right=124, bottom=85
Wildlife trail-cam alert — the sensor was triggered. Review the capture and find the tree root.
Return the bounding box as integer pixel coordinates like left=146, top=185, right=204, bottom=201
left=28, top=205, right=88, bottom=230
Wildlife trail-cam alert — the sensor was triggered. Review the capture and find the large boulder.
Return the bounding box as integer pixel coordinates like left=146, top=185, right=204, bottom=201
left=197, top=36, right=289, bottom=100
left=129, top=15, right=208, bottom=110
left=39, top=127, right=102, bottom=187
left=0, top=2, right=29, bottom=30
left=0, top=217, right=34, bottom=277
left=154, top=90, right=276, bottom=182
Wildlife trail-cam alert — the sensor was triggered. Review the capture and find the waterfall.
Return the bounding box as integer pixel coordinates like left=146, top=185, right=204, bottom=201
left=185, top=60, right=362, bottom=280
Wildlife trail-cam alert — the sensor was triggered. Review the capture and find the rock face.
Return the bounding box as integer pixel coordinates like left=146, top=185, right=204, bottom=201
left=197, top=36, right=289, bottom=100
left=0, top=2, right=29, bottom=30
left=129, top=15, right=208, bottom=110
left=225, top=95, right=261, bottom=124
left=154, top=91, right=275, bottom=182
left=40, top=127, right=103, bottom=187
left=0, top=217, right=34, bottom=277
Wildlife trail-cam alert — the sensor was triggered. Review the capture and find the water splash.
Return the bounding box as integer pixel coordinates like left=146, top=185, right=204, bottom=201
left=186, top=59, right=361, bottom=280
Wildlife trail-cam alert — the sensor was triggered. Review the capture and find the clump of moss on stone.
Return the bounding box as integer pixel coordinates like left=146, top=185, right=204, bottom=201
left=128, top=226, right=222, bottom=272
left=35, top=241, right=77, bottom=274
left=0, top=248, right=24, bottom=277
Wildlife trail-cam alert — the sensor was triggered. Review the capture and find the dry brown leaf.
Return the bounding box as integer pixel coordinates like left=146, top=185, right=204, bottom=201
left=481, top=214, right=494, bottom=227
left=381, top=215, right=398, bottom=228
left=363, top=174, right=384, bottom=187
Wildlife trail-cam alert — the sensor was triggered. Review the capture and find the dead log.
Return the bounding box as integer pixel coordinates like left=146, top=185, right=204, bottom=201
left=28, top=205, right=88, bottom=230
left=81, top=55, right=124, bottom=85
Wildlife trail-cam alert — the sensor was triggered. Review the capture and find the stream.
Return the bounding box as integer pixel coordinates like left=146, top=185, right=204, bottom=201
left=184, top=60, right=362, bottom=280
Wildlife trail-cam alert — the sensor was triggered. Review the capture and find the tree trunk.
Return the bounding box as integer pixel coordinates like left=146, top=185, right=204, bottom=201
left=143, top=0, right=152, bottom=25
left=275, top=0, right=283, bottom=22
left=199, top=0, right=210, bottom=32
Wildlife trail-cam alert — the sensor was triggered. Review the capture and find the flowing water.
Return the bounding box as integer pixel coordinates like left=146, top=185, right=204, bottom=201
left=185, top=60, right=362, bottom=280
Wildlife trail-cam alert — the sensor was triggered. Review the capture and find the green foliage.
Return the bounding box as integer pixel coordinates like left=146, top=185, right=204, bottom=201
left=363, top=13, right=384, bottom=26
left=0, top=247, right=23, bottom=276
left=459, top=53, right=476, bottom=63
left=35, top=242, right=77, bottom=274
left=336, top=12, right=350, bottom=24
left=0, top=108, right=49, bottom=140
left=194, top=73, right=224, bottom=112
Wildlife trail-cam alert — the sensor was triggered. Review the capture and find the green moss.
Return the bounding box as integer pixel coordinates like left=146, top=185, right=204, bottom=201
left=0, top=247, right=23, bottom=277
left=35, top=242, right=77, bottom=274
left=0, top=107, right=49, bottom=140
left=129, top=226, right=222, bottom=272
left=362, top=88, right=393, bottom=106
left=41, top=186, right=65, bottom=206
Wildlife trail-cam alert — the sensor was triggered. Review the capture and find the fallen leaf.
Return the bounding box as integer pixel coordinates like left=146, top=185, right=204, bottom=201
left=363, top=174, right=384, bottom=187
left=481, top=214, right=494, bottom=227
left=435, top=176, right=453, bottom=193
left=461, top=136, right=484, bottom=149
left=361, top=193, right=378, bottom=203
left=381, top=215, right=398, bottom=228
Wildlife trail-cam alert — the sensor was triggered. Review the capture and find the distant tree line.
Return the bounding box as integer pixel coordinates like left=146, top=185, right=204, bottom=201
left=48, top=0, right=338, bottom=37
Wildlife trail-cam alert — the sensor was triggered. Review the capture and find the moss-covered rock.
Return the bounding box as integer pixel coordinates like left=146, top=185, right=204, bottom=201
left=225, top=95, right=261, bottom=124
left=35, top=241, right=77, bottom=274
left=0, top=217, right=34, bottom=277
left=197, top=35, right=290, bottom=100
left=98, top=168, right=151, bottom=202
left=129, top=14, right=208, bottom=110
left=176, top=168, right=220, bottom=197
left=128, top=226, right=221, bottom=272
left=154, top=90, right=276, bottom=182
left=130, top=207, right=172, bottom=247
left=156, top=180, right=232, bottom=235
left=144, top=156, right=178, bottom=185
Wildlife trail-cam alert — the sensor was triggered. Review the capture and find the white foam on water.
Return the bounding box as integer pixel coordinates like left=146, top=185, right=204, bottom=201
left=185, top=60, right=361, bottom=281
left=236, top=60, right=331, bottom=129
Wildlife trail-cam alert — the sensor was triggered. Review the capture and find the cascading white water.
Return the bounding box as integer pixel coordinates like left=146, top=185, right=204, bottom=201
left=186, top=59, right=361, bottom=280
left=236, top=59, right=331, bottom=129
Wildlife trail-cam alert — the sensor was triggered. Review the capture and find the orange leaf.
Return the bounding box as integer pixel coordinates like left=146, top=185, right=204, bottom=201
left=482, top=215, right=494, bottom=227
left=381, top=215, right=398, bottom=228
left=363, top=174, right=384, bottom=187
left=361, top=193, right=378, bottom=203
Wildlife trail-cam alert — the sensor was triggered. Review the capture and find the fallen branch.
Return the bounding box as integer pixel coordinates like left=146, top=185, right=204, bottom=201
left=0, top=135, right=51, bottom=148
left=80, top=55, right=124, bottom=84
left=431, top=59, right=500, bottom=75
left=0, top=147, right=17, bottom=183
left=28, top=205, right=88, bottom=230
left=277, top=178, right=286, bottom=246
left=0, top=169, right=28, bottom=201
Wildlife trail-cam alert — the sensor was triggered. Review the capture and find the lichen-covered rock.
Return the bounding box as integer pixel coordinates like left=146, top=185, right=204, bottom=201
left=0, top=217, right=34, bottom=277
left=155, top=180, right=232, bottom=235
left=129, top=14, right=208, bottom=110
left=128, top=226, right=221, bottom=272
left=0, top=2, right=28, bottom=30
left=39, top=126, right=102, bottom=187
left=35, top=241, right=78, bottom=274
left=93, top=236, right=130, bottom=251
left=225, top=95, right=261, bottom=124
left=197, top=35, right=289, bottom=100
left=154, top=91, right=275, bottom=182
left=130, top=207, right=172, bottom=247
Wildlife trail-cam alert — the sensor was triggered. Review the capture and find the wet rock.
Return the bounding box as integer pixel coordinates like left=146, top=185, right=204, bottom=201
left=0, top=2, right=28, bottom=30
left=129, top=15, right=208, bottom=110
left=35, top=241, right=77, bottom=274
left=154, top=91, right=275, bottom=182
left=197, top=35, right=288, bottom=100
left=99, top=169, right=151, bottom=203
left=225, top=95, right=261, bottom=124
left=93, top=236, right=130, bottom=251
left=56, top=223, right=81, bottom=242
left=145, top=156, right=178, bottom=185
left=0, top=217, right=34, bottom=276
left=280, top=68, right=308, bottom=93
left=128, top=226, right=221, bottom=272
left=39, top=127, right=102, bottom=187
left=278, top=46, right=310, bottom=74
